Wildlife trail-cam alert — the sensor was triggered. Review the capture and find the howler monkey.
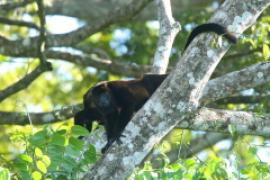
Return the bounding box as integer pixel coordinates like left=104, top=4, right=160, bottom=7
left=74, top=23, right=236, bottom=153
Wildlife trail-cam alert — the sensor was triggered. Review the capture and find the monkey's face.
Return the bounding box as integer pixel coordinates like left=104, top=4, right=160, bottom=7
left=74, top=110, right=93, bottom=131
left=84, top=83, right=116, bottom=114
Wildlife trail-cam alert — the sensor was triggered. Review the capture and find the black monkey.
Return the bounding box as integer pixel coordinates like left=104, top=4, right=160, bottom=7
left=74, top=23, right=236, bottom=153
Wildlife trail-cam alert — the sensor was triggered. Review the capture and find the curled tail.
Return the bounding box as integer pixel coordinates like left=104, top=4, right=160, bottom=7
left=183, top=23, right=237, bottom=51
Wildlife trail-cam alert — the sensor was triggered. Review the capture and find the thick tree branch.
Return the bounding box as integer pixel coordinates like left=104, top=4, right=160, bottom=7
left=150, top=107, right=267, bottom=165
left=201, top=61, right=270, bottom=104
left=187, top=61, right=270, bottom=160
left=46, top=0, right=218, bottom=23
left=178, top=107, right=270, bottom=137
left=151, top=0, right=180, bottom=73
left=46, top=50, right=151, bottom=77
left=46, top=0, right=153, bottom=47
left=0, top=105, right=81, bottom=125
left=0, top=35, right=151, bottom=77
left=36, top=0, right=48, bottom=65
left=0, top=0, right=153, bottom=57
left=72, top=44, right=110, bottom=59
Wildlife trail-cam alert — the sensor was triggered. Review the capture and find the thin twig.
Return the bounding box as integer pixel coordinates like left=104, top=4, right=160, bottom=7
left=0, top=63, right=52, bottom=103
left=0, top=17, right=40, bottom=30
left=0, top=0, right=35, bottom=11
left=36, top=0, right=47, bottom=64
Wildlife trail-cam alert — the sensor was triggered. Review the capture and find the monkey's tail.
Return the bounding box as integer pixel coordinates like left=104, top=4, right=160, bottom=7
left=183, top=23, right=237, bottom=51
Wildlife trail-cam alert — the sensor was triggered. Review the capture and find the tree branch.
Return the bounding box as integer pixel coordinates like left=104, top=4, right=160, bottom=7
left=0, top=35, right=151, bottom=77
left=46, top=50, right=151, bottom=77
left=0, top=17, right=39, bottom=30
left=151, top=0, right=180, bottom=73
left=0, top=0, right=53, bottom=103
left=0, top=63, right=52, bottom=103
left=36, top=0, right=48, bottom=64
left=178, top=107, right=270, bottom=137
left=215, top=94, right=270, bottom=104
left=224, top=47, right=261, bottom=60
left=0, top=105, right=81, bottom=125
left=201, top=61, right=270, bottom=104
left=149, top=133, right=228, bottom=168
left=46, top=0, right=153, bottom=47
left=0, top=0, right=34, bottom=11
left=0, top=0, right=153, bottom=57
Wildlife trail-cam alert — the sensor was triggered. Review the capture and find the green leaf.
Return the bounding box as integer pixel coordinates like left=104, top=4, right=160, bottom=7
left=13, top=161, right=28, bottom=171
left=56, top=129, right=67, bottom=135
left=249, top=146, right=257, bottom=155
left=19, top=154, right=33, bottom=163
left=192, top=170, right=205, bottom=180
left=255, top=162, right=270, bottom=173
left=141, top=171, right=152, bottom=180
left=82, top=144, right=96, bottom=164
left=42, top=155, right=51, bottom=167
left=29, top=130, right=47, bottom=147
left=35, top=148, right=43, bottom=158
left=17, top=170, right=31, bottom=180
left=69, top=137, right=83, bottom=150
left=0, top=55, right=7, bottom=62
left=228, top=124, right=236, bottom=137
left=262, top=44, right=270, bottom=60
left=0, top=167, right=10, bottom=180
left=61, top=156, right=77, bottom=172
left=47, top=144, right=65, bottom=162
left=71, top=125, right=89, bottom=137
left=168, top=163, right=181, bottom=171
left=31, top=171, right=42, bottom=180
left=184, top=159, right=196, bottom=168
left=36, top=160, right=47, bottom=174
left=51, top=134, right=65, bottom=146
left=65, top=137, right=84, bottom=157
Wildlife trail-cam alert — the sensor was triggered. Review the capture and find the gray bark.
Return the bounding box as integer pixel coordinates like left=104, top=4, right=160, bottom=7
left=47, top=0, right=217, bottom=22
left=151, top=0, right=180, bottom=73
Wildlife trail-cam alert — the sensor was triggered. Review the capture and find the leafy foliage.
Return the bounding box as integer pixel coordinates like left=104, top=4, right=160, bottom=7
left=6, top=126, right=96, bottom=180
left=0, top=167, right=10, bottom=180
left=131, top=154, right=270, bottom=180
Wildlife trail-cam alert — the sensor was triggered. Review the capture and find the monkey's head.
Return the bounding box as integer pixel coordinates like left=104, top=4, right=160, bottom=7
left=74, top=82, right=114, bottom=133
left=74, top=110, right=93, bottom=132
left=84, top=83, right=116, bottom=114
left=74, top=96, right=105, bottom=133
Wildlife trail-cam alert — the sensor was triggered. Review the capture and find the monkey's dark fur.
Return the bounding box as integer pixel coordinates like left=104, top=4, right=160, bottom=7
left=74, top=23, right=236, bottom=153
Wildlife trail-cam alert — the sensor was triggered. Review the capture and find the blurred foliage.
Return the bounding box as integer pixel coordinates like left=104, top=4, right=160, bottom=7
left=1, top=125, right=96, bottom=180
left=0, top=0, right=270, bottom=179
left=133, top=135, right=270, bottom=179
